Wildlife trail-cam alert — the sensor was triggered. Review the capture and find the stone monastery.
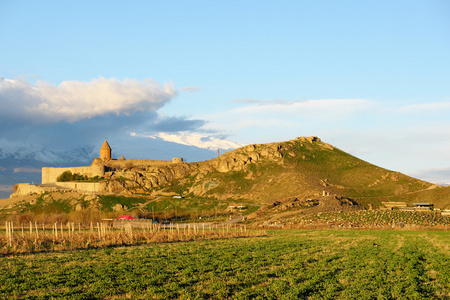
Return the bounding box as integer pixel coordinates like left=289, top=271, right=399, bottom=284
left=12, top=140, right=184, bottom=197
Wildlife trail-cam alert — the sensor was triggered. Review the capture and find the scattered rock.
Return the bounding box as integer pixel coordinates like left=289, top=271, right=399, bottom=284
left=75, top=203, right=84, bottom=211
left=112, top=203, right=128, bottom=211
left=85, top=195, right=99, bottom=202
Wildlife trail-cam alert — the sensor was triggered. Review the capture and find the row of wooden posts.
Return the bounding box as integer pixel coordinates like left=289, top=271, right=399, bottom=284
left=4, top=221, right=248, bottom=248
left=161, top=222, right=248, bottom=237
left=4, top=221, right=152, bottom=246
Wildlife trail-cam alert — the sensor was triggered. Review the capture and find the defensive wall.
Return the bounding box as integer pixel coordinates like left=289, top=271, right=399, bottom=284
left=42, top=165, right=106, bottom=184
left=42, top=158, right=184, bottom=184
left=13, top=183, right=63, bottom=196
left=12, top=182, right=102, bottom=197
left=54, top=182, right=101, bottom=193
left=103, top=158, right=183, bottom=169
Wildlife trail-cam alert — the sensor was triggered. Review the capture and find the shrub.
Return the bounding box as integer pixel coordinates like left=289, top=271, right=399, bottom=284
left=57, top=171, right=74, bottom=182
left=57, top=171, right=87, bottom=182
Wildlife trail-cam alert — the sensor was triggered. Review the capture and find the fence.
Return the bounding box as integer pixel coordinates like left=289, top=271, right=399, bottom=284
left=1, top=221, right=265, bottom=255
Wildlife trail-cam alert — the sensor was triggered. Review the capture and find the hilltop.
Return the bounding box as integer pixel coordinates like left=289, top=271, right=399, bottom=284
left=2, top=136, right=450, bottom=225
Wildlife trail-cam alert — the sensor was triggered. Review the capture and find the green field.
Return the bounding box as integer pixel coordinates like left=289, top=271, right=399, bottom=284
left=1, top=230, right=449, bottom=299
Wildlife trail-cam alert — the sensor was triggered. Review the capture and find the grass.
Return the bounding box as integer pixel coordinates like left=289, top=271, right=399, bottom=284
left=99, top=195, right=147, bottom=212
left=281, top=141, right=430, bottom=201
left=0, top=193, right=259, bottom=225
left=0, top=229, right=449, bottom=299
left=191, top=139, right=438, bottom=208
left=145, top=195, right=259, bottom=222
left=201, top=170, right=257, bottom=196
left=20, top=193, right=73, bottom=215
left=146, top=195, right=227, bottom=212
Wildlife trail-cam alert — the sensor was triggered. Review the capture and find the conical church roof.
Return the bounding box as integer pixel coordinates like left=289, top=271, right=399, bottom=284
left=101, top=140, right=111, bottom=150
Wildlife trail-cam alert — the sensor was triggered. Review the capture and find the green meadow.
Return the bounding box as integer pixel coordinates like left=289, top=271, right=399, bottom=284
left=1, top=230, right=449, bottom=299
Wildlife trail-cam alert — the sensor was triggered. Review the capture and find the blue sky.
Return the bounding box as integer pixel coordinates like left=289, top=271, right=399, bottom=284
left=1, top=1, right=450, bottom=182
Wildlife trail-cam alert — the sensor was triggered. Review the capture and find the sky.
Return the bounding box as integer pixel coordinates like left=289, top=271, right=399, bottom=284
left=1, top=0, right=450, bottom=183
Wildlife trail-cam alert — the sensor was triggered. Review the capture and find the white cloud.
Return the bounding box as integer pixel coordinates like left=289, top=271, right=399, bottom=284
left=399, top=102, right=450, bottom=113
left=0, top=76, right=177, bottom=123
left=179, top=86, right=202, bottom=93
left=198, top=98, right=376, bottom=138
left=410, top=167, right=450, bottom=185
left=230, top=99, right=375, bottom=119
left=230, top=98, right=264, bottom=104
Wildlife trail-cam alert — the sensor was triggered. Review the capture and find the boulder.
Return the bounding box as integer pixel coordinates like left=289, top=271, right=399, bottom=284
left=75, top=203, right=84, bottom=211
left=112, top=203, right=128, bottom=211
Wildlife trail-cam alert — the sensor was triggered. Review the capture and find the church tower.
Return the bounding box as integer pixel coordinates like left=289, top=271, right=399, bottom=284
left=100, top=140, right=112, bottom=160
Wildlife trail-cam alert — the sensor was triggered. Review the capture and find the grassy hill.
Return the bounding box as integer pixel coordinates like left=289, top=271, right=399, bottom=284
left=187, top=137, right=437, bottom=206
left=2, top=136, right=450, bottom=224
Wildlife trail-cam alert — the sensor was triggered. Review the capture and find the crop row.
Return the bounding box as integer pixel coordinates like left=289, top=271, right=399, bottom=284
left=0, top=230, right=449, bottom=299
left=279, top=210, right=450, bottom=229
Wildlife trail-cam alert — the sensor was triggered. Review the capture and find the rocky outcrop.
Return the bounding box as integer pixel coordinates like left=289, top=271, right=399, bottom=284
left=296, top=136, right=321, bottom=143
left=77, top=136, right=326, bottom=196
left=209, top=142, right=283, bottom=173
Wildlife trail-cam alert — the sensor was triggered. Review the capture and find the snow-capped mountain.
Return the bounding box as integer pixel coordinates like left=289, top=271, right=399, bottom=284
left=0, top=142, right=97, bottom=199
left=131, top=132, right=244, bottom=151
left=0, top=141, right=96, bottom=168
left=110, top=133, right=239, bottom=162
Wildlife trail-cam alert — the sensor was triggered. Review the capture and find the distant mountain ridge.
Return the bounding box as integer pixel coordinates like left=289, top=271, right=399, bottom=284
left=0, top=144, right=96, bottom=199
left=0, top=144, right=96, bottom=167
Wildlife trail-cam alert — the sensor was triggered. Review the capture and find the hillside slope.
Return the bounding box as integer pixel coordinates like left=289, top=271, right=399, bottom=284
left=4, top=136, right=450, bottom=221
left=182, top=137, right=436, bottom=206
left=93, top=136, right=445, bottom=209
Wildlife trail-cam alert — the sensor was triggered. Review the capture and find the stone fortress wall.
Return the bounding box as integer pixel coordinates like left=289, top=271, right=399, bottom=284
left=42, top=164, right=106, bottom=184
left=103, top=159, right=180, bottom=169
left=14, top=181, right=102, bottom=195
left=13, top=183, right=58, bottom=196
left=41, top=158, right=184, bottom=184
left=11, top=140, right=185, bottom=197
left=53, top=182, right=102, bottom=193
